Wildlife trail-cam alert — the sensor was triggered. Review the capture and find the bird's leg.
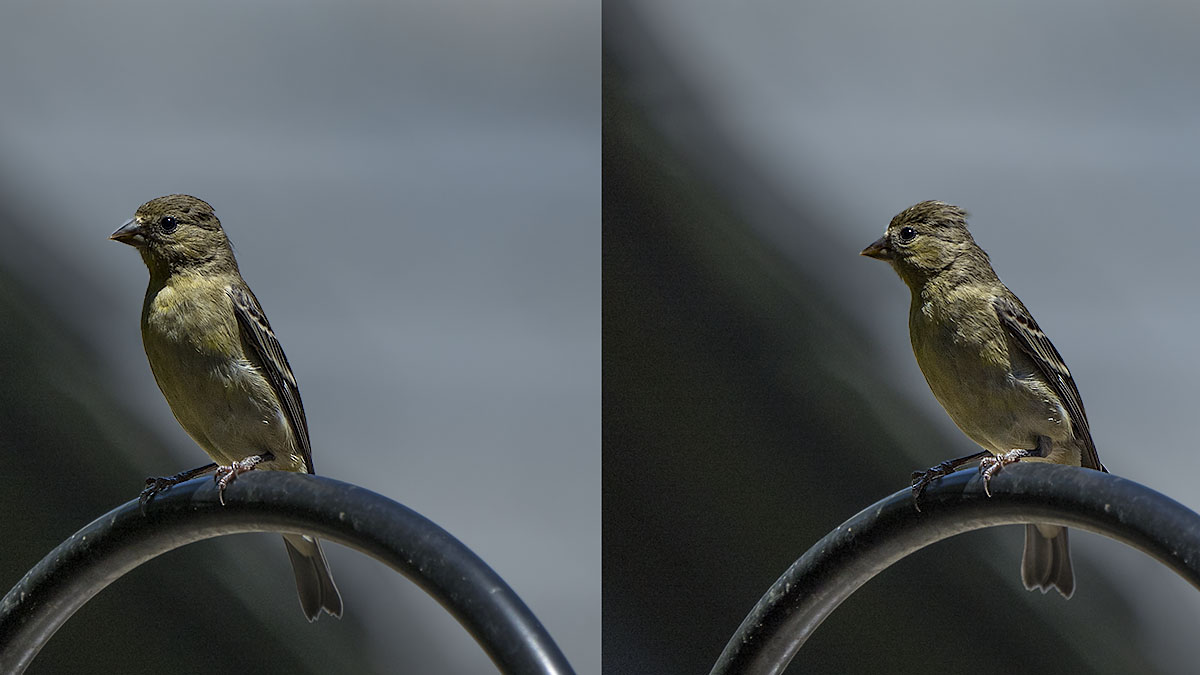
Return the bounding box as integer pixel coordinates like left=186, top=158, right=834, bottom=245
left=978, top=437, right=1051, bottom=497
left=140, top=462, right=219, bottom=511
left=214, top=453, right=274, bottom=505
left=1031, top=435, right=1052, bottom=458
left=911, top=450, right=991, bottom=510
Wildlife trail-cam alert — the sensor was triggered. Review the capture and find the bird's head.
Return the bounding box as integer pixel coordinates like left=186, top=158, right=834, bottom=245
left=111, top=194, right=235, bottom=276
left=860, top=200, right=982, bottom=286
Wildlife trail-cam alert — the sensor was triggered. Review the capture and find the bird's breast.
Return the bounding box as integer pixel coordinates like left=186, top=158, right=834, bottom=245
left=909, top=300, right=1070, bottom=454
left=140, top=279, right=295, bottom=466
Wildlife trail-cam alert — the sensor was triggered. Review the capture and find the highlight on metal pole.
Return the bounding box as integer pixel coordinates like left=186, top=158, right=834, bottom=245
left=710, top=462, right=1200, bottom=675
left=0, top=471, right=575, bottom=675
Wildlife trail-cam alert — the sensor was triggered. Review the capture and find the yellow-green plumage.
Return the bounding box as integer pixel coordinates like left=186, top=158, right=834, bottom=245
left=140, top=271, right=305, bottom=471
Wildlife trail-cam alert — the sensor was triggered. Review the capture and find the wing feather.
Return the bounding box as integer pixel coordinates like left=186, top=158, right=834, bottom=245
left=229, top=285, right=315, bottom=474
left=994, top=296, right=1104, bottom=472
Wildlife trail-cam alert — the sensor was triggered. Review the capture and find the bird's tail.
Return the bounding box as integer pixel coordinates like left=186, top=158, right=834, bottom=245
left=282, top=533, right=344, bottom=621
left=1021, top=524, right=1074, bottom=599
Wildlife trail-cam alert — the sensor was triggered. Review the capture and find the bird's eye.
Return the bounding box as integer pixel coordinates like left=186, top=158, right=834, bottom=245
left=897, top=226, right=917, bottom=243
left=159, top=216, right=177, bottom=234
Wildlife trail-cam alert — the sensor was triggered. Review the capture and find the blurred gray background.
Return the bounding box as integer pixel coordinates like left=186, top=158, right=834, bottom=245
left=606, top=1, right=1200, bottom=673
left=0, top=1, right=597, bottom=673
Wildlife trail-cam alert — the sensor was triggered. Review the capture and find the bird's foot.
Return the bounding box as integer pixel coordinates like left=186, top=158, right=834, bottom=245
left=979, top=449, right=1032, bottom=497
left=140, top=477, right=180, bottom=510
left=214, top=454, right=270, bottom=505
left=140, top=463, right=219, bottom=512
left=910, top=460, right=962, bottom=511
left=908, top=450, right=992, bottom=511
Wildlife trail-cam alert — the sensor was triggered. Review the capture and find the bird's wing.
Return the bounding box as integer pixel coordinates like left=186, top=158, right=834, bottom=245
left=994, top=295, right=1105, bottom=472
left=229, top=284, right=315, bottom=474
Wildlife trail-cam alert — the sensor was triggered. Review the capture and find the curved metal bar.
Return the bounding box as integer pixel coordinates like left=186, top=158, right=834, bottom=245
left=710, top=462, right=1200, bottom=675
left=0, top=471, right=574, bottom=675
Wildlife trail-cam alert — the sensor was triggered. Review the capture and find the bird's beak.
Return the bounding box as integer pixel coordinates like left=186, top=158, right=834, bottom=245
left=860, top=235, right=891, bottom=261
left=110, top=219, right=145, bottom=246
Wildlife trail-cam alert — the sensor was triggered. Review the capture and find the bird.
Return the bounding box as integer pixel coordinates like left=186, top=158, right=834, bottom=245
left=111, top=194, right=343, bottom=621
left=860, top=200, right=1106, bottom=599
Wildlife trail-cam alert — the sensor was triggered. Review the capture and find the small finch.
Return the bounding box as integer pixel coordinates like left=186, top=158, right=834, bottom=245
left=861, top=200, right=1106, bottom=599
left=111, top=194, right=342, bottom=620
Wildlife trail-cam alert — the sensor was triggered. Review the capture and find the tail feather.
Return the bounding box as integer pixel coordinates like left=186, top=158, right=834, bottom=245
left=1021, top=524, right=1074, bottom=599
left=282, top=534, right=343, bottom=621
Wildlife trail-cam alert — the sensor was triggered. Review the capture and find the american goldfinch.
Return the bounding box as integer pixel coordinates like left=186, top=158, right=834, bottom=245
left=861, top=200, right=1106, bottom=599
left=111, top=194, right=342, bottom=621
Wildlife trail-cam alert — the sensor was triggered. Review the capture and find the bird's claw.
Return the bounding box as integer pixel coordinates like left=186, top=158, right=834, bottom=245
left=137, top=463, right=221, bottom=513
left=910, top=460, right=960, bottom=511
left=139, top=476, right=179, bottom=512
left=213, top=455, right=267, bottom=505
left=978, top=449, right=1032, bottom=497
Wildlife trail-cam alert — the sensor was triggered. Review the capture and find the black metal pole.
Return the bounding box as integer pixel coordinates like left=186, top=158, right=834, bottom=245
left=0, top=471, right=574, bottom=675
left=710, top=462, right=1200, bottom=675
